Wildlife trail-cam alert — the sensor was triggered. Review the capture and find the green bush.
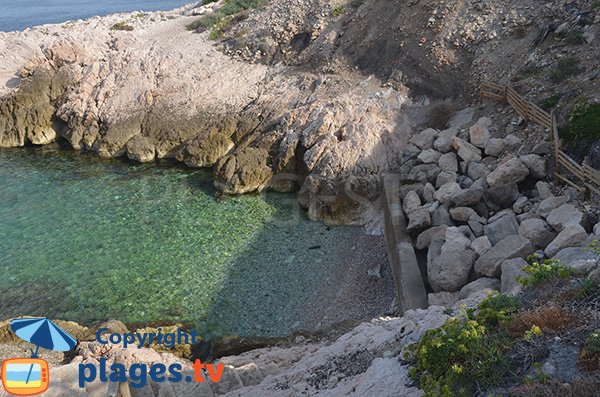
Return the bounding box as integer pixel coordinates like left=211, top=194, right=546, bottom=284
left=585, top=331, right=600, bottom=354
left=518, top=258, right=575, bottom=286
left=540, top=94, right=561, bottom=111
left=187, top=0, right=267, bottom=38
left=476, top=293, right=520, bottom=326
left=550, top=56, right=583, bottom=83
left=556, top=29, right=585, bottom=45
left=110, top=22, right=134, bottom=31
left=186, top=12, right=224, bottom=31
left=405, top=312, right=513, bottom=397
left=560, top=103, right=600, bottom=144
left=331, top=6, right=344, bottom=16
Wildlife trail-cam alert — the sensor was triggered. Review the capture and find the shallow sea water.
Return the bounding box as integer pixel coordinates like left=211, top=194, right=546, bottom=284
left=0, top=0, right=190, bottom=32
left=0, top=147, right=361, bottom=338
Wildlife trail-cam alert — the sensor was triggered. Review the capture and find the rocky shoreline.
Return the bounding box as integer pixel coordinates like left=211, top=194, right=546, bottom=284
left=0, top=3, right=418, bottom=225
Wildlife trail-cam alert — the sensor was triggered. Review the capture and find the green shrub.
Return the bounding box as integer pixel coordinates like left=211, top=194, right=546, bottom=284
left=186, top=12, right=225, bottom=31
left=556, top=29, right=586, bottom=45
left=405, top=312, right=513, bottom=397
left=578, top=279, right=598, bottom=299
left=585, top=331, right=600, bottom=354
left=187, top=0, right=267, bottom=37
left=550, top=56, right=583, bottom=83
left=518, top=258, right=575, bottom=286
left=540, top=94, right=561, bottom=111
left=110, top=22, right=134, bottom=31
left=560, top=103, right=600, bottom=142
left=476, top=293, right=520, bottom=326
left=331, top=6, right=344, bottom=16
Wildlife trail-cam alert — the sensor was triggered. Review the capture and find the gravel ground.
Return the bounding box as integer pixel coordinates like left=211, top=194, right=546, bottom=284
left=299, top=232, right=396, bottom=334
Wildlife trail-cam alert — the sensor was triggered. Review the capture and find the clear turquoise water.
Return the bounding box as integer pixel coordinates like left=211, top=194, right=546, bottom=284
left=0, top=0, right=190, bottom=32
left=0, top=146, right=360, bottom=337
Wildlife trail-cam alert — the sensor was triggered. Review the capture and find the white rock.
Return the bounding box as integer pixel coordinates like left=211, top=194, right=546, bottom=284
left=418, top=148, right=442, bottom=164
left=469, top=117, right=492, bottom=149
left=486, top=157, right=530, bottom=187
left=545, top=225, right=588, bottom=258
left=546, top=204, right=584, bottom=232
left=471, top=236, right=492, bottom=256
left=452, top=136, right=482, bottom=162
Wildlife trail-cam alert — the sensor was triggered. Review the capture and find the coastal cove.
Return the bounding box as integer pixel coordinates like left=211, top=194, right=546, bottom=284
left=0, top=145, right=393, bottom=339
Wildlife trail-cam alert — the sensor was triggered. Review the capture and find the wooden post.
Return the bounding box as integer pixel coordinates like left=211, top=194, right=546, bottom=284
left=551, top=113, right=561, bottom=186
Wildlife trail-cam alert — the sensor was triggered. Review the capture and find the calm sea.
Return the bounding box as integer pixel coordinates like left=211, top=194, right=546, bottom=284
left=0, top=0, right=191, bottom=32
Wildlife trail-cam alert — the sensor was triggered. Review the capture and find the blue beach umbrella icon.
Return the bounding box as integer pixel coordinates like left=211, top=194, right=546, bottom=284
left=9, top=317, right=77, bottom=384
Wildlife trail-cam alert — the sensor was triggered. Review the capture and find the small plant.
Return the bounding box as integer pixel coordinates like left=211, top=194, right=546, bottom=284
left=508, top=306, right=575, bottom=337
left=331, top=5, right=344, bottom=16
left=556, top=29, right=585, bottom=45
left=540, top=94, right=561, bottom=111
left=187, top=12, right=225, bottom=31
left=577, top=279, right=598, bottom=299
left=110, top=22, right=134, bottom=31
left=585, top=331, right=600, bottom=355
left=132, top=12, right=147, bottom=19
left=405, top=308, right=513, bottom=396
left=187, top=0, right=267, bottom=36
left=518, top=258, right=575, bottom=286
left=560, top=103, right=600, bottom=143
left=476, top=293, right=520, bottom=326
left=524, top=325, right=543, bottom=342
left=549, top=56, right=583, bottom=83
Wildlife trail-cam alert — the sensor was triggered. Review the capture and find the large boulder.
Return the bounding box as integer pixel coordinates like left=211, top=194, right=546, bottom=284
left=537, top=196, right=569, bottom=218
left=501, top=258, right=528, bottom=295
left=520, top=154, right=547, bottom=178
left=403, top=191, right=422, bottom=214
left=452, top=136, right=482, bottom=161
left=486, top=157, right=530, bottom=187
left=407, top=208, right=431, bottom=233
left=459, top=277, right=500, bottom=299
left=484, top=213, right=519, bottom=245
left=451, top=178, right=488, bottom=207
left=438, top=152, right=458, bottom=172
left=518, top=218, right=556, bottom=249
left=475, top=235, right=533, bottom=277
left=469, top=117, right=492, bottom=149
left=429, top=250, right=477, bottom=292
left=416, top=226, right=448, bottom=250
left=553, top=247, right=598, bottom=265
left=214, top=147, right=273, bottom=194
left=488, top=182, right=520, bottom=208
left=428, top=227, right=476, bottom=292
left=428, top=291, right=460, bottom=307
left=546, top=204, right=585, bottom=232
left=434, top=182, right=462, bottom=206
left=544, top=225, right=588, bottom=258
left=177, top=128, right=235, bottom=167
left=410, top=128, right=438, bottom=149
left=418, top=149, right=442, bottom=164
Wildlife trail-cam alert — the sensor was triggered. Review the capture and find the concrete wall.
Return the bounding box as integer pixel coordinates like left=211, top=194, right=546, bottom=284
left=382, top=174, right=428, bottom=313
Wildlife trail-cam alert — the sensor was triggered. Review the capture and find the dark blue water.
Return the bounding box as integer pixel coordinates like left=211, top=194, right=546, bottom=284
left=0, top=0, right=191, bottom=32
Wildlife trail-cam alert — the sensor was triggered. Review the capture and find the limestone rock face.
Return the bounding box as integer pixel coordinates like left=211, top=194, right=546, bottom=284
left=215, top=148, right=273, bottom=195
left=0, top=9, right=414, bottom=224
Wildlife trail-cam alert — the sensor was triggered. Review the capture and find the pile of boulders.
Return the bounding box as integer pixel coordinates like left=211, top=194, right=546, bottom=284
left=396, top=116, right=600, bottom=307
